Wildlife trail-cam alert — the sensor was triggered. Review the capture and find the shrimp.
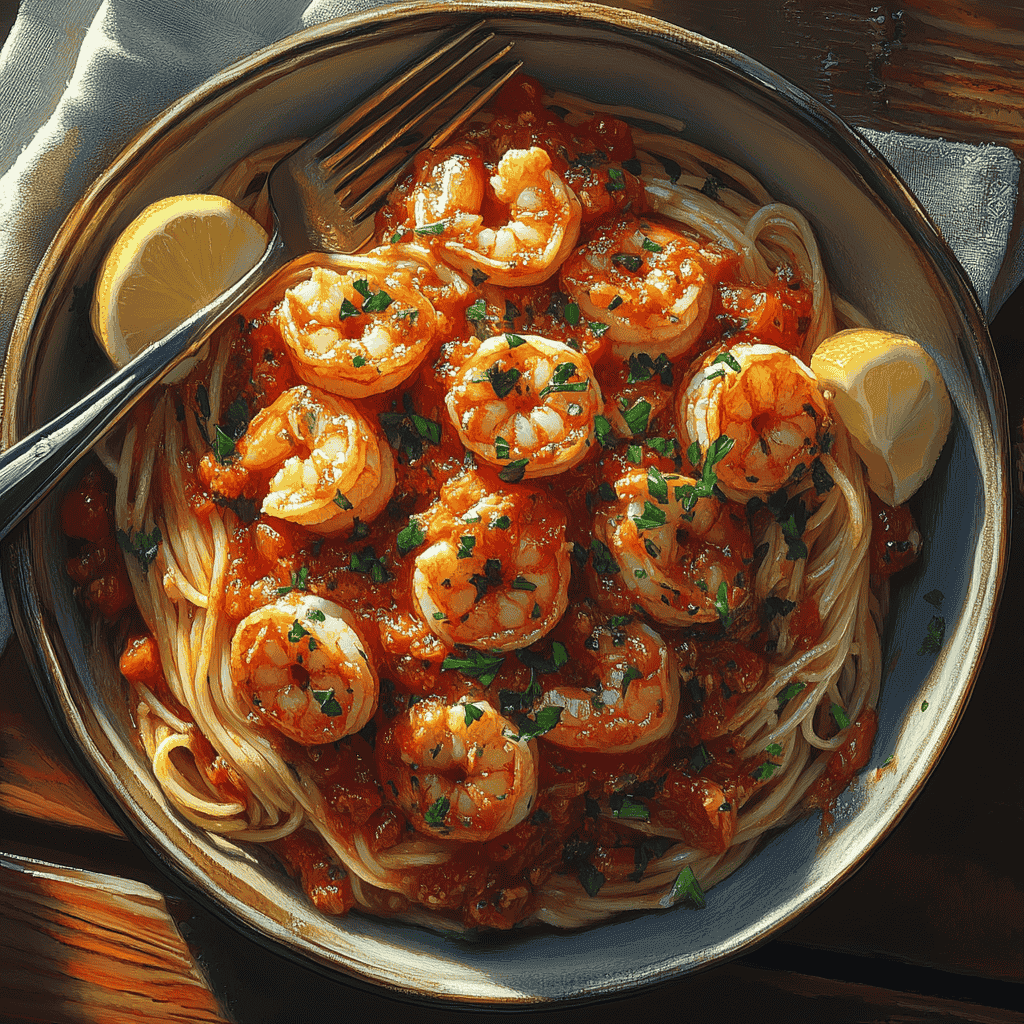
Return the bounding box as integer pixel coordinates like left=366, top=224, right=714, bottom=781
left=594, top=467, right=753, bottom=627
left=230, top=592, right=378, bottom=745
left=411, top=470, right=571, bottom=652
left=276, top=258, right=437, bottom=397
left=409, top=145, right=582, bottom=287
left=445, top=332, right=603, bottom=478
left=375, top=695, right=539, bottom=843
left=676, top=342, right=830, bottom=500
left=560, top=214, right=715, bottom=359
left=238, top=384, right=394, bottom=534
left=536, top=620, right=680, bottom=754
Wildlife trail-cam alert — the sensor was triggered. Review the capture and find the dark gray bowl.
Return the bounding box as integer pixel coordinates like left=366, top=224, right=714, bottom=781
left=1, top=0, right=1009, bottom=1006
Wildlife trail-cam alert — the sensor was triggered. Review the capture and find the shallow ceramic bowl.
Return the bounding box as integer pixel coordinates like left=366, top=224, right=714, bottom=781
left=1, top=0, right=1009, bottom=1007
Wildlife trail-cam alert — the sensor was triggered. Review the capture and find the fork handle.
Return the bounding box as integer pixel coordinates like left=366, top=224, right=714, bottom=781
left=0, top=231, right=295, bottom=544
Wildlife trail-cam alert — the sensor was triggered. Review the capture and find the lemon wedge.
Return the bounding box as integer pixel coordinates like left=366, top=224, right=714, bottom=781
left=810, top=328, right=952, bottom=505
left=90, top=194, right=268, bottom=370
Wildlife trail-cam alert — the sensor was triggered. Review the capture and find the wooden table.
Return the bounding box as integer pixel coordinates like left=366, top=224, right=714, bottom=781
left=2, top=2, right=1022, bottom=1021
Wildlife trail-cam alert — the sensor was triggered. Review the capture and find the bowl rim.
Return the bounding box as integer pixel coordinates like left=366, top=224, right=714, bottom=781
left=1, top=0, right=1011, bottom=1007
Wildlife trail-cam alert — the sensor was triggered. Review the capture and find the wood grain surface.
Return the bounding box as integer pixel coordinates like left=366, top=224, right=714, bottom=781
left=1, top=2, right=1021, bottom=1021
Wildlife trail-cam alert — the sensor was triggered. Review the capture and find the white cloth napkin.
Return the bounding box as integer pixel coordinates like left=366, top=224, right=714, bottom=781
left=0, top=0, right=1021, bottom=653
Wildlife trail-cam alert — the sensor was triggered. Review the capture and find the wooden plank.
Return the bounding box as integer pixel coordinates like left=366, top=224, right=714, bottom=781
left=0, top=642, right=121, bottom=836
left=0, top=852, right=228, bottom=1024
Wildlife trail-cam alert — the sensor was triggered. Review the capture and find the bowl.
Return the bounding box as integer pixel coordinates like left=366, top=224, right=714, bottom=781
left=1, top=0, right=1009, bottom=1007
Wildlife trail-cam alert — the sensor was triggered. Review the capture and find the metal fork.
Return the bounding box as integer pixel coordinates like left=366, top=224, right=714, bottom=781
left=0, top=24, right=519, bottom=542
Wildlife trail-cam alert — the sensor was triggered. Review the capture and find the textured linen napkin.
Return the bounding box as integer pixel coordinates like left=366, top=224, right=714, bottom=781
left=0, top=0, right=1021, bottom=652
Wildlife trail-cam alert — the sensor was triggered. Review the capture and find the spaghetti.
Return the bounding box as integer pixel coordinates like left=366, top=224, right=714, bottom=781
left=65, top=76, right=924, bottom=932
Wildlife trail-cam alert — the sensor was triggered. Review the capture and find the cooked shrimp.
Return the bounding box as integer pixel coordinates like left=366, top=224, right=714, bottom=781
left=276, top=258, right=437, bottom=397
left=412, top=470, right=571, bottom=652
left=376, top=241, right=471, bottom=322
left=376, top=695, right=539, bottom=843
left=594, top=467, right=753, bottom=627
left=238, top=384, right=394, bottom=534
left=560, top=214, right=715, bottom=359
left=409, top=145, right=582, bottom=287
left=230, top=592, right=378, bottom=745
left=676, top=342, right=830, bottom=500
left=445, top=333, right=602, bottom=478
left=537, top=621, right=680, bottom=753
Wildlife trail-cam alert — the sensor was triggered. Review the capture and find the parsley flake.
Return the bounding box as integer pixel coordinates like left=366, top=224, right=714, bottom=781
left=396, top=518, right=426, bottom=557
left=424, top=795, right=450, bottom=826
left=918, top=615, right=945, bottom=655
left=116, top=527, right=162, bottom=574
left=441, top=649, right=505, bottom=687
left=664, top=866, right=706, bottom=909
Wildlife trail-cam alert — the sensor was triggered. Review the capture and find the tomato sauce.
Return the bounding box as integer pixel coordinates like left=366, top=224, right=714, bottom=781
left=59, top=78, right=917, bottom=928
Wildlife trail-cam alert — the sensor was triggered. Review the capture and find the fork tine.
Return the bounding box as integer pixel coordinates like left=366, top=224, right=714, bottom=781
left=343, top=58, right=523, bottom=223
left=320, top=37, right=516, bottom=187
left=304, top=21, right=488, bottom=164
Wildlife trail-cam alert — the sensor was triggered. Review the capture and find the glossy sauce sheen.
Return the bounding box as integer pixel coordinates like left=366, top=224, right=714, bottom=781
left=62, top=77, right=919, bottom=929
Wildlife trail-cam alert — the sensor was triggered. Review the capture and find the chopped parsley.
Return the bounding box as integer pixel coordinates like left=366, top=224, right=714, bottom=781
left=498, top=458, right=529, bottom=483
left=441, top=649, right=505, bottom=687
left=610, top=793, right=649, bottom=821
left=352, top=277, right=393, bottom=313
left=830, top=703, right=851, bottom=730
left=287, top=619, right=310, bottom=643
left=620, top=663, right=642, bottom=697
left=515, top=641, right=569, bottom=675
left=483, top=362, right=521, bottom=399
left=611, top=252, right=643, bottom=272
left=627, top=351, right=673, bottom=385
left=714, top=580, right=735, bottom=630
left=116, top=526, right=162, bottom=574
left=396, top=518, right=426, bottom=556
left=776, top=682, right=806, bottom=712
left=312, top=688, right=345, bottom=716
left=503, top=705, right=563, bottom=742
left=424, top=795, right=450, bottom=826
left=590, top=538, right=620, bottom=575
left=811, top=458, right=835, bottom=495
left=275, top=566, right=309, bottom=594
left=632, top=500, right=667, bottom=531
left=709, top=350, right=742, bottom=373
left=918, top=615, right=945, bottom=655
left=664, top=866, right=706, bottom=909
left=349, top=546, right=390, bottom=582
left=606, top=167, right=626, bottom=192
left=539, top=362, right=589, bottom=398
left=622, top=398, right=652, bottom=436
left=700, top=172, right=724, bottom=200
left=379, top=394, right=441, bottom=463
left=647, top=465, right=669, bottom=504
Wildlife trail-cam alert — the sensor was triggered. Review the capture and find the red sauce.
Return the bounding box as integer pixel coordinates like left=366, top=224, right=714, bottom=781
left=806, top=708, right=879, bottom=829
left=62, top=468, right=133, bottom=620
left=868, top=490, right=921, bottom=578
left=61, top=79, right=914, bottom=928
